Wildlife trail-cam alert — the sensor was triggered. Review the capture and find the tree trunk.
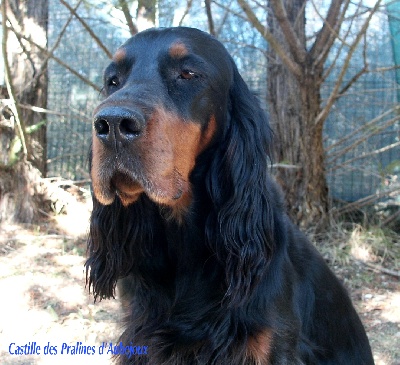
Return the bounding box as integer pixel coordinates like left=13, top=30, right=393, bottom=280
left=0, top=0, right=48, bottom=224
left=7, top=0, right=48, bottom=175
left=267, top=0, right=329, bottom=229
left=0, top=161, right=43, bottom=224
left=137, top=0, right=157, bottom=30
left=0, top=109, right=43, bottom=223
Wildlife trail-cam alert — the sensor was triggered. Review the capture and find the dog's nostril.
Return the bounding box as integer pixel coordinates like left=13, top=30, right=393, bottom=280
left=94, top=119, right=110, bottom=136
left=120, top=118, right=142, bottom=138
left=93, top=107, right=145, bottom=143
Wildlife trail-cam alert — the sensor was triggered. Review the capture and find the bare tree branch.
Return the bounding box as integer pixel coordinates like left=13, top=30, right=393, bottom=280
left=336, top=34, right=368, bottom=96
left=214, top=0, right=235, bottom=36
left=18, top=103, right=71, bottom=116
left=205, top=0, right=216, bottom=36
left=178, top=0, right=193, bottom=26
left=213, top=1, right=248, bottom=22
left=380, top=210, right=400, bottom=229
left=362, top=261, right=400, bottom=278
left=269, top=0, right=306, bottom=64
left=8, top=24, right=101, bottom=92
left=51, top=0, right=83, bottom=55
left=18, top=0, right=84, bottom=100
left=326, top=105, right=400, bottom=152
left=1, top=0, right=30, bottom=160
left=59, top=0, right=113, bottom=59
left=237, top=0, right=302, bottom=77
left=315, top=0, right=383, bottom=127
left=329, top=140, right=400, bottom=172
left=336, top=186, right=400, bottom=215
left=321, top=1, right=354, bottom=82
left=328, top=114, right=400, bottom=166
left=224, top=39, right=268, bottom=57
left=119, top=0, right=138, bottom=35
left=310, top=0, right=349, bottom=66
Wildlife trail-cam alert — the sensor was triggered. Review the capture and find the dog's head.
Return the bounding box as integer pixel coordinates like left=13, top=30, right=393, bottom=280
left=91, top=27, right=234, bottom=209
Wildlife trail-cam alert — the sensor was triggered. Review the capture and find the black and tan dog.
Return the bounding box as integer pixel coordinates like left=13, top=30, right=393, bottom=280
left=86, top=27, right=374, bottom=365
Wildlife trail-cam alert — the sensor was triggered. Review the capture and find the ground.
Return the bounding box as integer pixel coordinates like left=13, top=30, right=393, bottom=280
left=0, top=188, right=399, bottom=364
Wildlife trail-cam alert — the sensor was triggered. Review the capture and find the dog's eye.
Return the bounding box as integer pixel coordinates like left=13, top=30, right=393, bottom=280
left=179, top=70, right=197, bottom=80
left=108, top=76, right=120, bottom=87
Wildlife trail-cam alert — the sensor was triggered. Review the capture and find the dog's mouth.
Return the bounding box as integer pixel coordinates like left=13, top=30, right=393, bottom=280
left=91, top=104, right=210, bottom=210
left=110, top=171, right=145, bottom=206
left=93, top=163, right=187, bottom=208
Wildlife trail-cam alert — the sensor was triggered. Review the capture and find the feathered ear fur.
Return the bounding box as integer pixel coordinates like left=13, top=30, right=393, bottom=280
left=86, top=196, right=157, bottom=301
left=205, top=64, right=276, bottom=307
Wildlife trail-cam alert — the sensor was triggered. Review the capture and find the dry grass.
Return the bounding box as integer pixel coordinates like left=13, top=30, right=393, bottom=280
left=313, top=222, right=400, bottom=365
left=0, top=186, right=399, bottom=364
left=0, top=192, right=121, bottom=365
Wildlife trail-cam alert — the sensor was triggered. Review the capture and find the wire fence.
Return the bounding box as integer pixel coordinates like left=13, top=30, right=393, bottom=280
left=46, top=2, right=400, bottom=205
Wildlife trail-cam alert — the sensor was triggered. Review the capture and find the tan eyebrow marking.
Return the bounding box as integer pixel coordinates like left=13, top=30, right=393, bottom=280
left=113, top=48, right=127, bottom=63
left=169, top=41, right=188, bottom=59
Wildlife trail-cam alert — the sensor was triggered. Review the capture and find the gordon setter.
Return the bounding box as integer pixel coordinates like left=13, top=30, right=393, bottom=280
left=86, top=27, right=374, bottom=365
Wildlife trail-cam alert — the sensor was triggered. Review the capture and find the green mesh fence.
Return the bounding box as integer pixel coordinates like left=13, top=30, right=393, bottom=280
left=46, top=1, right=399, bottom=204
left=387, top=0, right=400, bottom=102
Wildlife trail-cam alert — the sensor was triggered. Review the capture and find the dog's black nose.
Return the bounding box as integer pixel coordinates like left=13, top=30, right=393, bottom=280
left=93, top=107, right=145, bottom=144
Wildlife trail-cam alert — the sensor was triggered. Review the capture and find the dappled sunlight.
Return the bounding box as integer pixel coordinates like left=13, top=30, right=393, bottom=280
left=0, top=193, right=399, bottom=364
left=347, top=225, right=379, bottom=262
left=53, top=199, right=92, bottom=238
left=0, top=217, right=121, bottom=365
left=313, top=221, right=399, bottom=363
left=380, top=292, right=400, bottom=323
left=51, top=189, right=92, bottom=238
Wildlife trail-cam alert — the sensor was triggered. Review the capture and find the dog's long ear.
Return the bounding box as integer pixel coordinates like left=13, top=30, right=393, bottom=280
left=205, top=64, right=278, bottom=307
left=86, top=196, right=156, bottom=301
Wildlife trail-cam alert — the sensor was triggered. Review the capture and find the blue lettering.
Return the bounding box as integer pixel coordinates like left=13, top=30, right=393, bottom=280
left=61, top=343, right=69, bottom=354
left=105, top=342, right=148, bottom=358
left=8, top=343, right=15, bottom=355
